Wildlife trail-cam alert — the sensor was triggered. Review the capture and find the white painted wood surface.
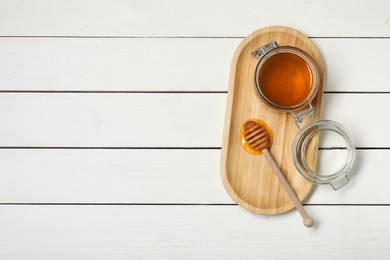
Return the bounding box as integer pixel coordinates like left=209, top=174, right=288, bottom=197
left=1, top=206, right=390, bottom=259
left=0, top=149, right=386, bottom=204
left=0, top=38, right=389, bottom=92
left=0, top=1, right=389, bottom=259
left=0, top=0, right=389, bottom=37
left=0, top=93, right=388, bottom=147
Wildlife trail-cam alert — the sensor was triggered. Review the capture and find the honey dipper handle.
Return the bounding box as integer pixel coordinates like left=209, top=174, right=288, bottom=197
left=263, top=148, right=314, bottom=228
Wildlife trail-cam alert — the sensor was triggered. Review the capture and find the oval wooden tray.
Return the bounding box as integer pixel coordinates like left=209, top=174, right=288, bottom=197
left=220, top=26, right=324, bottom=215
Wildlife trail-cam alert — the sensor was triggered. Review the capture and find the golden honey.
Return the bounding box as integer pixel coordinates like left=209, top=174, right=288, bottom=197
left=240, top=119, right=272, bottom=155
left=258, top=52, right=312, bottom=107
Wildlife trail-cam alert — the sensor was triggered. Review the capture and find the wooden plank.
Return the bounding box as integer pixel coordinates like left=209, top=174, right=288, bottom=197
left=0, top=38, right=236, bottom=92
left=0, top=0, right=389, bottom=37
left=0, top=205, right=389, bottom=259
left=0, top=149, right=229, bottom=203
left=0, top=93, right=227, bottom=147
left=321, top=93, right=390, bottom=148
left=315, top=39, right=390, bottom=92
left=0, top=38, right=389, bottom=92
left=0, top=149, right=387, bottom=204
left=0, top=93, right=388, bottom=147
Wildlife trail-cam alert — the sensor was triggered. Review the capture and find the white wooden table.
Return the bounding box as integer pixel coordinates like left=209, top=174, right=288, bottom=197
left=0, top=1, right=390, bottom=259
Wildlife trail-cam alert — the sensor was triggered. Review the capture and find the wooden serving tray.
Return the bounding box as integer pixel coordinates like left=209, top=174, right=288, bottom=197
left=220, top=26, right=324, bottom=215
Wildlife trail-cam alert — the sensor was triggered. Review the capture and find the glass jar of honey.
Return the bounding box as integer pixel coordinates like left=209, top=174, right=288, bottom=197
left=253, top=41, right=319, bottom=112
left=251, top=41, right=356, bottom=190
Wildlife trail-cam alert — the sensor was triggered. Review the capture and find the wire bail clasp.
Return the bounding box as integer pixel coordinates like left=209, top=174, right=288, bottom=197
left=251, top=41, right=278, bottom=59
left=291, top=103, right=315, bottom=129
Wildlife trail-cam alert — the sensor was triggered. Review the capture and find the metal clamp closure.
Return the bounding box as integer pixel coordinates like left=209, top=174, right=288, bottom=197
left=291, top=103, right=315, bottom=128
left=330, top=175, right=350, bottom=190
left=251, top=41, right=278, bottom=59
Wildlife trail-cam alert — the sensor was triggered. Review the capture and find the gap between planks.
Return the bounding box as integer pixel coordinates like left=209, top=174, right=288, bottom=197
left=0, top=36, right=390, bottom=39
left=0, top=91, right=389, bottom=94
left=0, top=203, right=389, bottom=206
left=0, top=147, right=388, bottom=150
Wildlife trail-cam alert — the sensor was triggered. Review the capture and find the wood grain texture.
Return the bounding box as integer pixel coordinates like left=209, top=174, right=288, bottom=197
left=0, top=206, right=389, bottom=259
left=221, top=26, right=324, bottom=215
left=0, top=149, right=229, bottom=203
left=0, top=38, right=389, bottom=92
left=0, top=93, right=389, bottom=147
left=0, top=38, right=235, bottom=91
left=0, top=93, right=226, bottom=147
left=0, top=0, right=389, bottom=37
left=0, top=149, right=387, bottom=204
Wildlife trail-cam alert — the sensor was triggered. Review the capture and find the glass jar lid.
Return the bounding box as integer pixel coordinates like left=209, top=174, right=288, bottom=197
left=292, top=120, right=356, bottom=190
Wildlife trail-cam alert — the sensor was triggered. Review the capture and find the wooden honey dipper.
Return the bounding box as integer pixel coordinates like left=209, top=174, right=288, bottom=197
left=243, top=120, right=314, bottom=228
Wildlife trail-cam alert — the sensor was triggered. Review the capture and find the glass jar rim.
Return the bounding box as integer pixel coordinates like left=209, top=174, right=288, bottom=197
left=292, top=120, right=356, bottom=185
left=254, top=46, right=320, bottom=111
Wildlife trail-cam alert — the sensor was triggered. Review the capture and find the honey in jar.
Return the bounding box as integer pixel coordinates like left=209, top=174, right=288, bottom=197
left=252, top=43, right=319, bottom=111
left=258, top=52, right=313, bottom=107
